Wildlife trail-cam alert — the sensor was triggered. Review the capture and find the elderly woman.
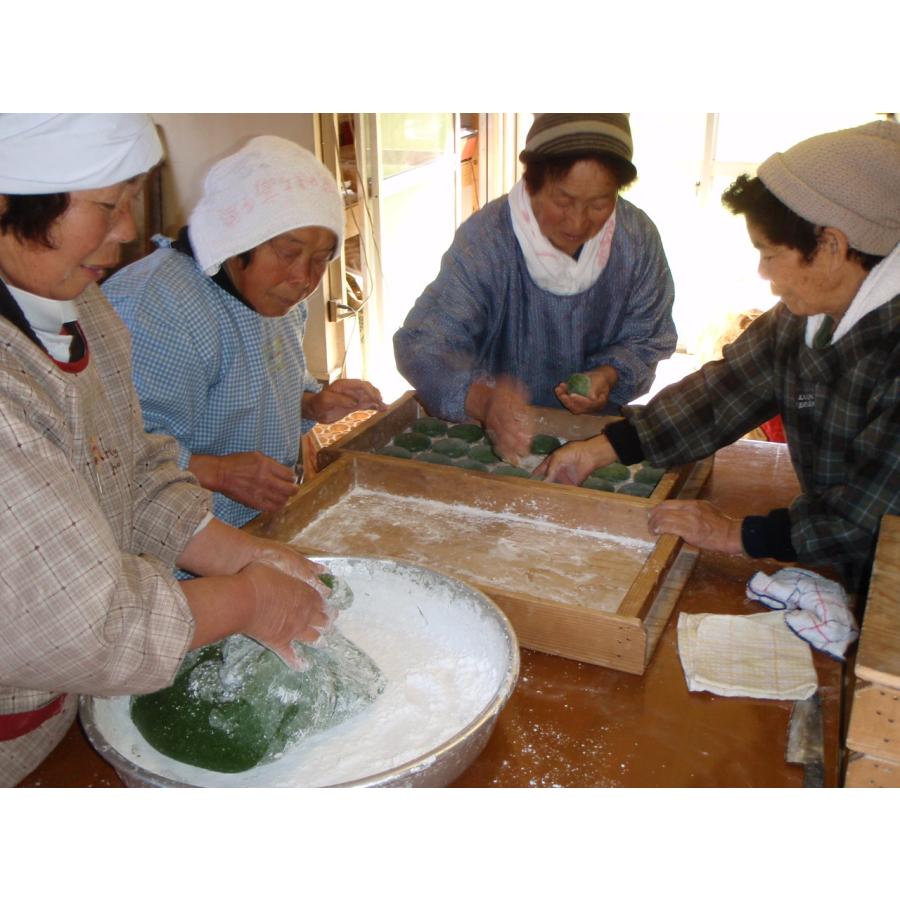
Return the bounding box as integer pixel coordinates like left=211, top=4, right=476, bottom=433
left=538, top=120, right=900, bottom=595
left=0, top=115, right=331, bottom=785
left=105, top=136, right=385, bottom=528
left=393, top=113, right=676, bottom=463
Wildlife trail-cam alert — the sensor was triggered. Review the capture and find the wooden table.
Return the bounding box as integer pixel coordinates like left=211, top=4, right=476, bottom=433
left=18, top=440, right=845, bottom=788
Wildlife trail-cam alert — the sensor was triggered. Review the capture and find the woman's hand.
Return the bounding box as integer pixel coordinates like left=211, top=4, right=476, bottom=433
left=303, top=379, right=386, bottom=424
left=251, top=538, right=330, bottom=590
left=466, top=377, right=533, bottom=465
left=647, top=500, right=745, bottom=555
left=533, top=433, right=617, bottom=484
left=554, top=365, right=619, bottom=414
left=179, top=533, right=334, bottom=669
left=189, top=451, right=299, bottom=512
left=237, top=559, right=333, bottom=666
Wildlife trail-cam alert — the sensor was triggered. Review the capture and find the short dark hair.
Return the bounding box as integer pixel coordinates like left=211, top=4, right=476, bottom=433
left=0, top=193, right=70, bottom=248
left=722, top=175, right=883, bottom=272
left=522, top=152, right=638, bottom=195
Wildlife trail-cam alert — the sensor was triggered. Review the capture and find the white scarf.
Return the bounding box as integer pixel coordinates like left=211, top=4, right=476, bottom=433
left=508, top=179, right=616, bottom=296
left=805, top=242, right=900, bottom=347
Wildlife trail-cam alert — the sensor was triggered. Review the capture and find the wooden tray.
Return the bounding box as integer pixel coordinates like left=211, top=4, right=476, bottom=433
left=314, top=390, right=684, bottom=505
left=249, top=451, right=711, bottom=674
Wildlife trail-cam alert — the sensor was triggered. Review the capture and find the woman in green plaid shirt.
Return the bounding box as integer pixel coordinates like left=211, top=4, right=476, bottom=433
left=538, top=121, right=900, bottom=594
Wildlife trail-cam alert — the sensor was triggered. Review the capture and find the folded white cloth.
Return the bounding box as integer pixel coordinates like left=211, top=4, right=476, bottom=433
left=746, top=567, right=859, bottom=660
left=677, top=610, right=818, bottom=700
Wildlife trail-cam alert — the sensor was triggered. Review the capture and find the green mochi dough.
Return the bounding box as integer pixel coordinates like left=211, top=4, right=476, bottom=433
left=592, top=463, right=630, bottom=482
left=582, top=477, right=616, bottom=492
left=451, top=458, right=488, bottom=471
left=417, top=451, right=454, bottom=466
left=618, top=481, right=654, bottom=498
left=393, top=431, right=431, bottom=452
left=530, top=433, right=562, bottom=455
left=431, top=437, right=470, bottom=458
left=130, top=574, right=384, bottom=774
left=566, top=373, right=592, bottom=397
left=412, top=417, right=448, bottom=436
left=446, top=423, right=484, bottom=443
left=634, top=465, right=666, bottom=486
left=494, top=465, right=531, bottom=479
left=468, top=443, right=501, bottom=464
left=377, top=445, right=413, bottom=459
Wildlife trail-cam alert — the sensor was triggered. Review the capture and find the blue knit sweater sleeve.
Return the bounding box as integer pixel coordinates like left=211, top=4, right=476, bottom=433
left=393, top=202, right=507, bottom=421
left=585, top=202, right=677, bottom=404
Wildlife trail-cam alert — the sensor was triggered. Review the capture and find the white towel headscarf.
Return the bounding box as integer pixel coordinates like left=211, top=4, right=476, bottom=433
left=508, top=179, right=616, bottom=296
left=188, top=136, right=344, bottom=276
left=0, top=113, right=162, bottom=193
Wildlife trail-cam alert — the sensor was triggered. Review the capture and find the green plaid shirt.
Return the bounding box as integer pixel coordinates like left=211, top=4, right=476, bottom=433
left=624, top=295, right=900, bottom=592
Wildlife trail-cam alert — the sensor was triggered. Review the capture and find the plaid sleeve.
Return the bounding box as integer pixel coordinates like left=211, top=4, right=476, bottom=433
left=787, top=376, right=900, bottom=577
left=629, top=310, right=781, bottom=466
left=0, top=383, right=194, bottom=696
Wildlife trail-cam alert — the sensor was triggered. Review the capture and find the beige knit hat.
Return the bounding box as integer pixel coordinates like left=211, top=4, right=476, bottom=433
left=757, top=120, right=900, bottom=256
left=519, top=113, right=637, bottom=180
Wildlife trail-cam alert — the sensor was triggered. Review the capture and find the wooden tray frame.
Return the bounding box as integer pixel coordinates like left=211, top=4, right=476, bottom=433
left=250, top=450, right=712, bottom=674
left=315, top=390, right=614, bottom=468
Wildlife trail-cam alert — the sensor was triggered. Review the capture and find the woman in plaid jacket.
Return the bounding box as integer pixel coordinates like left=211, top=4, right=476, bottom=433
left=538, top=121, right=900, bottom=595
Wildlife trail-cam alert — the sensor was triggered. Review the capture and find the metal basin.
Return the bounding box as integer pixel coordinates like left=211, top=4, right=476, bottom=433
left=80, top=556, right=519, bottom=787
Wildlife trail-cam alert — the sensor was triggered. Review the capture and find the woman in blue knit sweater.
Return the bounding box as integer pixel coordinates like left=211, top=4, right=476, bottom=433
left=393, top=113, right=677, bottom=464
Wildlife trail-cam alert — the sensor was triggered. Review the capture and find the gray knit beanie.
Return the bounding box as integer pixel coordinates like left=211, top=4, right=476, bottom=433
left=519, top=113, right=637, bottom=180
left=757, top=120, right=900, bottom=256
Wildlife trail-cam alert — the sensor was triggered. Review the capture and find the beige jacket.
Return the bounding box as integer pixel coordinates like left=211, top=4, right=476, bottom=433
left=0, top=284, right=212, bottom=785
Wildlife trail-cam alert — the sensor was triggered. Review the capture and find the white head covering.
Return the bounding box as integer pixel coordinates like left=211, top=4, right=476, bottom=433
left=188, top=135, right=344, bottom=276
left=0, top=113, right=162, bottom=194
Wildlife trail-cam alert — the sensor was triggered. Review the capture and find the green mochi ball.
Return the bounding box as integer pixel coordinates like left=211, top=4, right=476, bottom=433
left=634, top=465, right=666, bottom=486
left=494, top=465, right=531, bottom=479
left=591, top=463, right=630, bottom=482
left=417, top=451, right=454, bottom=466
left=393, top=431, right=431, bottom=452
left=566, top=373, right=592, bottom=397
left=447, top=423, right=484, bottom=443
left=431, top=437, right=470, bottom=458
left=377, top=445, right=413, bottom=459
left=618, top=481, right=654, bottom=498
left=582, top=477, right=616, bottom=492
left=412, top=417, right=448, bottom=436
left=468, top=443, right=501, bottom=465
left=451, top=458, right=488, bottom=472
left=530, top=433, right=562, bottom=455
